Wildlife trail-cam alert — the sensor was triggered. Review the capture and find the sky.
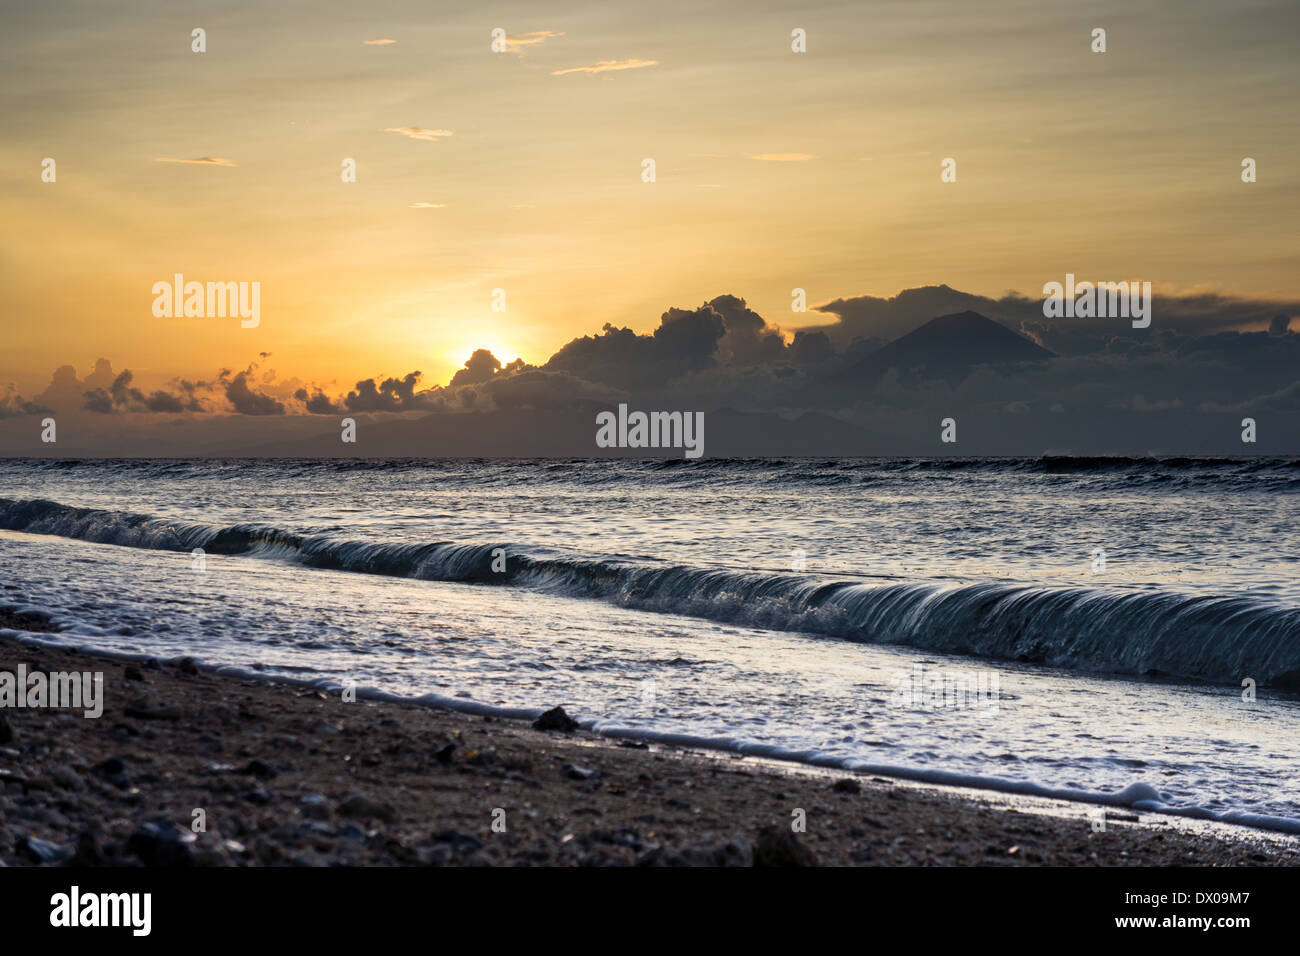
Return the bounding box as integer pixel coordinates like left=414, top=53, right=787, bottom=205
left=0, top=0, right=1297, bottom=454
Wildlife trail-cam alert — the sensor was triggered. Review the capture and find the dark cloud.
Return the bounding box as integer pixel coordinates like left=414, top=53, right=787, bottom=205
left=8, top=284, right=1298, bottom=455
left=343, top=371, right=433, bottom=412
left=544, top=302, right=726, bottom=387
left=814, top=285, right=1300, bottom=357
left=0, top=386, right=50, bottom=419
left=220, top=366, right=285, bottom=416
left=448, top=349, right=503, bottom=387
left=294, top=388, right=344, bottom=415
left=81, top=367, right=206, bottom=415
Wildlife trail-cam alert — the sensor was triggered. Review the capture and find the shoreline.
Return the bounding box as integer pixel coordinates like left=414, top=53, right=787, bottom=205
left=1, top=626, right=1296, bottom=866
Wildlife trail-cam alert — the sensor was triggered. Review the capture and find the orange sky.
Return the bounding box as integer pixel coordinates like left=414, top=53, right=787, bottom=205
left=2, top=0, right=1297, bottom=397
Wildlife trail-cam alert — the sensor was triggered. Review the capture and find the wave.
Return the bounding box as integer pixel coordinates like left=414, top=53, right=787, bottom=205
left=4, top=495, right=1300, bottom=687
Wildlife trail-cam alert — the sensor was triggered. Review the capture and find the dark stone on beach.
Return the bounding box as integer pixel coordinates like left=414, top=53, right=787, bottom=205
left=109, top=723, right=139, bottom=740
left=0, top=608, right=57, bottom=633
left=94, top=756, right=127, bottom=777
left=564, top=763, right=599, bottom=781
left=92, top=757, right=130, bottom=789
left=124, top=699, right=181, bottom=721
left=177, top=657, right=200, bottom=676
left=0, top=714, right=11, bottom=745
left=301, top=794, right=331, bottom=821
left=51, top=766, right=82, bottom=791
left=72, top=831, right=107, bottom=867
left=619, top=740, right=649, bottom=750
left=241, top=759, right=277, bottom=779
left=434, top=743, right=456, bottom=764
left=832, top=778, right=861, bottom=794
left=125, top=821, right=197, bottom=867
left=533, top=706, right=578, bottom=732
left=17, top=835, right=74, bottom=865
left=123, top=665, right=144, bottom=682
left=753, top=826, right=819, bottom=867
left=338, top=793, right=395, bottom=822
left=419, top=844, right=455, bottom=866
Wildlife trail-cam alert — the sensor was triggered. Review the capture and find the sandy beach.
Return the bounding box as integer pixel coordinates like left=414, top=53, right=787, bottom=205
left=1, top=615, right=1294, bottom=868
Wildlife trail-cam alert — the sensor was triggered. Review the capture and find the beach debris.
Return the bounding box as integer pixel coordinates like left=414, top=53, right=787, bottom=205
left=753, top=826, right=819, bottom=867
left=532, top=706, right=579, bottom=732
left=338, top=792, right=395, bottom=822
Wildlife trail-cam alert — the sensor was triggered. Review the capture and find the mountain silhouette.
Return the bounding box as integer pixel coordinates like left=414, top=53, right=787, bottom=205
left=835, top=310, right=1054, bottom=385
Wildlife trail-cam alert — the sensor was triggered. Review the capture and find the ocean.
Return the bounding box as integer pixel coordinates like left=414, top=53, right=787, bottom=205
left=1, top=456, right=1298, bottom=832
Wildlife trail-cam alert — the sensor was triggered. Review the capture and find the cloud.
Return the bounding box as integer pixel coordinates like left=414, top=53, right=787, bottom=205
left=154, top=156, right=236, bottom=167
left=345, top=371, right=430, bottom=412
left=363, top=38, right=396, bottom=45
left=0, top=385, right=50, bottom=419
left=502, top=30, right=564, bottom=53
left=449, top=349, right=503, bottom=388
left=82, top=366, right=207, bottom=415
left=294, top=388, right=344, bottom=415
left=814, top=285, right=1300, bottom=355
left=383, top=127, right=453, bottom=141
left=217, top=364, right=285, bottom=416
left=410, top=202, right=446, bottom=208
left=752, top=153, right=816, bottom=162
left=12, top=284, right=1298, bottom=457
left=551, top=59, right=658, bottom=76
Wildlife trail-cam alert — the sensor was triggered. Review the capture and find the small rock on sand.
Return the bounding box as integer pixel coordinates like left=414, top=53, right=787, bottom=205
left=338, top=793, right=395, bottom=822
left=533, top=706, right=579, bottom=732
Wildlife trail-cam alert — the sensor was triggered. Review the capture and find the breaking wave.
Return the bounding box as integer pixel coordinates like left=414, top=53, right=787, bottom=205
left=3, top=495, right=1299, bottom=687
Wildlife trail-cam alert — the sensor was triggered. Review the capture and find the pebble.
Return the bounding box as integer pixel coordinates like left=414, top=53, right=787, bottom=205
left=337, top=793, right=395, bottom=822
left=533, top=706, right=578, bottom=732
